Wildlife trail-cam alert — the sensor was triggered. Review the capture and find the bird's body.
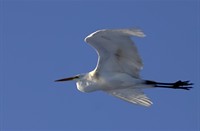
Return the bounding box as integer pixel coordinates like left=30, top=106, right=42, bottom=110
left=76, top=71, right=145, bottom=93
left=56, top=28, right=193, bottom=106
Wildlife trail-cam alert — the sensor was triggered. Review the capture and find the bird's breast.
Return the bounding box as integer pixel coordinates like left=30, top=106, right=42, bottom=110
left=76, top=79, right=102, bottom=93
left=76, top=72, right=142, bottom=92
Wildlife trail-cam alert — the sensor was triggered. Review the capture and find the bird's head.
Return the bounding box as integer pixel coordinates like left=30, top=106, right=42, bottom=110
left=55, top=73, right=95, bottom=92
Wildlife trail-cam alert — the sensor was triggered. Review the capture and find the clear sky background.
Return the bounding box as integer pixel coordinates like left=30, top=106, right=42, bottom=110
left=1, top=0, right=199, bottom=131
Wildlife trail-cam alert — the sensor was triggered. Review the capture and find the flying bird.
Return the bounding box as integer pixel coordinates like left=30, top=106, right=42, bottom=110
left=55, top=28, right=193, bottom=106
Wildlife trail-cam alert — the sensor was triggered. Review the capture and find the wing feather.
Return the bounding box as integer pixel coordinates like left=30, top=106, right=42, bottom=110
left=85, top=28, right=145, bottom=78
left=105, top=88, right=152, bottom=107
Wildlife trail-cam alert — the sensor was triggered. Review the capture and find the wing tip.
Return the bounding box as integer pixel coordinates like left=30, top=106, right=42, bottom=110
left=137, top=99, right=153, bottom=107
left=106, top=89, right=153, bottom=107
left=120, top=96, right=153, bottom=107
left=126, top=28, right=146, bottom=37
left=84, top=28, right=146, bottom=43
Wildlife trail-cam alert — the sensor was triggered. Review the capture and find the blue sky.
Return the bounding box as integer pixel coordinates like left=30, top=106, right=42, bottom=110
left=1, top=0, right=199, bottom=131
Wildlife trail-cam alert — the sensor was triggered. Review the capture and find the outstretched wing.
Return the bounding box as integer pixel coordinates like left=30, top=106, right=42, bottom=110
left=105, top=88, right=152, bottom=107
left=85, top=28, right=145, bottom=78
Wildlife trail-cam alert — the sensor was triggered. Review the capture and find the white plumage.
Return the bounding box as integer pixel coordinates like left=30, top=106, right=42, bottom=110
left=55, top=28, right=193, bottom=107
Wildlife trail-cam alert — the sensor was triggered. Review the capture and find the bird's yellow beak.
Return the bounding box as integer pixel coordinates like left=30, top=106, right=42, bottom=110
left=55, top=75, right=79, bottom=82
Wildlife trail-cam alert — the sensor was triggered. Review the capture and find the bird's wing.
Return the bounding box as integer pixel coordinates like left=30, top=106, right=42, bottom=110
left=105, top=88, right=152, bottom=107
left=85, top=28, right=145, bottom=78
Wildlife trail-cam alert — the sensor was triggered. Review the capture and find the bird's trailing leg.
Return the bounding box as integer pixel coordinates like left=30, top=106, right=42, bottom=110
left=145, top=80, right=193, bottom=90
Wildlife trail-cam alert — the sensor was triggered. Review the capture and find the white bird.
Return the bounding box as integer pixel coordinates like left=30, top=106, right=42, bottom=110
left=55, top=28, right=193, bottom=107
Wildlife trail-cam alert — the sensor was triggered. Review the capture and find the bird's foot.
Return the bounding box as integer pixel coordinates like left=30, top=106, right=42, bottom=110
left=146, top=80, right=194, bottom=90
left=172, top=80, right=193, bottom=90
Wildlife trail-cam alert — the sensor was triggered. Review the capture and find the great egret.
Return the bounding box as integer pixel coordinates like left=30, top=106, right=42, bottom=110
left=55, top=28, right=193, bottom=106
